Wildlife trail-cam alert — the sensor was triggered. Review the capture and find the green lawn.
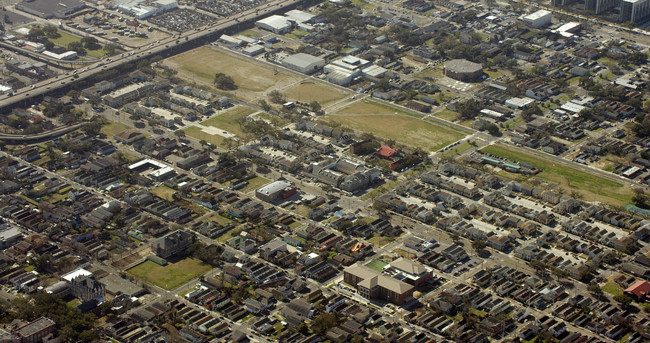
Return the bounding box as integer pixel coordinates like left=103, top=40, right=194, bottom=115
left=288, top=220, right=303, bottom=230
left=440, top=142, right=472, bottom=159
left=368, top=233, right=394, bottom=247
left=328, top=108, right=466, bottom=152
left=181, top=126, right=225, bottom=147
left=206, top=213, right=233, bottom=225
left=200, top=106, right=256, bottom=137
left=48, top=31, right=80, bottom=48
left=601, top=282, right=624, bottom=296
left=237, top=29, right=258, bottom=37
left=241, top=176, right=271, bottom=192
left=366, top=259, right=388, bottom=272
left=433, top=109, right=460, bottom=122
left=127, top=258, right=211, bottom=290
left=101, top=121, right=130, bottom=138
left=360, top=179, right=399, bottom=201
left=216, top=226, right=242, bottom=243
left=151, top=185, right=176, bottom=202
left=48, top=32, right=107, bottom=58
left=480, top=145, right=633, bottom=206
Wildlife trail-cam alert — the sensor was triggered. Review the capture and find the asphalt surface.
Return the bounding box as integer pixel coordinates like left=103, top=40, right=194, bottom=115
left=0, top=0, right=305, bottom=109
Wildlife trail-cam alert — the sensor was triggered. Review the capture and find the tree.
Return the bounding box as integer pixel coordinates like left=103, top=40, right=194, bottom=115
left=613, top=294, right=633, bottom=307
left=27, top=26, right=44, bottom=41
left=486, top=123, right=501, bottom=136
left=213, top=73, right=236, bottom=90
left=587, top=283, right=603, bottom=296
left=297, top=322, right=309, bottom=334
left=310, top=312, right=339, bottom=336
left=632, top=188, right=649, bottom=209
left=259, top=99, right=272, bottom=112
left=42, top=24, right=59, bottom=38
left=81, top=36, right=100, bottom=50
left=309, top=101, right=322, bottom=113
left=521, top=105, right=542, bottom=121
left=529, top=260, right=547, bottom=276
left=174, top=130, right=186, bottom=138
left=68, top=41, right=86, bottom=55
left=551, top=268, right=568, bottom=281
left=471, top=240, right=487, bottom=251
left=104, top=42, right=120, bottom=56
left=268, top=90, right=286, bottom=104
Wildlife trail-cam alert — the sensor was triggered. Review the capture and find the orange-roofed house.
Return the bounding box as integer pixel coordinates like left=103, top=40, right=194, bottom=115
left=624, top=280, right=650, bottom=301
left=376, top=145, right=399, bottom=159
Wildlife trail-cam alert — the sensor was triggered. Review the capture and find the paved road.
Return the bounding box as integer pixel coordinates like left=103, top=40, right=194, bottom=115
left=0, top=0, right=309, bottom=109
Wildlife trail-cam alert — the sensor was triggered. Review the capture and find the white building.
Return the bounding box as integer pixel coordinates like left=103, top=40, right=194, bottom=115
left=281, top=53, right=325, bottom=74
left=522, top=10, right=552, bottom=28
left=324, top=56, right=371, bottom=86
left=42, top=50, right=77, bottom=60
left=255, top=15, right=292, bottom=33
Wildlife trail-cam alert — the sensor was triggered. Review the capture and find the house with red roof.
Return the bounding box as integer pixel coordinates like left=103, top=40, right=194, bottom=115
left=624, top=280, right=650, bottom=301
left=376, top=145, right=399, bottom=159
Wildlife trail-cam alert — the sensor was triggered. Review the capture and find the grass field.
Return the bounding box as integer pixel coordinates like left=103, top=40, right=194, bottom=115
left=480, top=145, right=633, bottom=206
left=165, top=46, right=300, bottom=94
left=241, top=176, right=270, bottom=192
left=366, top=259, right=388, bottom=272
left=337, top=100, right=413, bottom=116
left=127, top=258, right=211, bottom=290
left=48, top=32, right=107, bottom=58
left=601, top=282, right=623, bottom=296
left=151, top=186, right=176, bottom=202
left=283, top=81, right=348, bottom=105
left=100, top=121, right=129, bottom=137
left=182, top=126, right=225, bottom=147
left=48, top=32, right=80, bottom=48
left=434, top=109, right=460, bottom=122
left=440, top=142, right=472, bottom=159
left=327, top=112, right=465, bottom=152
left=206, top=213, right=233, bottom=225
left=201, top=106, right=256, bottom=136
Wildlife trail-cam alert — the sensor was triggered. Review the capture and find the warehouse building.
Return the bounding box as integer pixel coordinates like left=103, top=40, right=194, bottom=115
left=281, top=53, right=325, bottom=74
left=522, top=10, right=552, bottom=28
left=255, top=15, right=292, bottom=33
left=443, top=59, right=484, bottom=82
left=16, top=0, right=86, bottom=18
left=256, top=180, right=297, bottom=202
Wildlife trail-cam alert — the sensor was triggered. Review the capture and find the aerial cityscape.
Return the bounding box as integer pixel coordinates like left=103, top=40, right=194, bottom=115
left=0, top=0, right=647, bottom=341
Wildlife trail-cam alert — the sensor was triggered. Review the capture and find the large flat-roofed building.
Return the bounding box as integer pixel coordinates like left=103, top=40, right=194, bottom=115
left=343, top=265, right=414, bottom=305
left=255, top=15, right=292, bottom=33
left=445, top=59, right=483, bottom=81
left=522, top=10, right=552, bottom=28
left=620, top=0, right=650, bottom=23
left=152, top=230, right=194, bottom=259
left=16, top=0, right=86, bottom=18
left=12, top=317, right=56, bottom=343
left=256, top=180, right=297, bottom=202
left=444, top=59, right=483, bottom=82
left=282, top=53, right=325, bottom=74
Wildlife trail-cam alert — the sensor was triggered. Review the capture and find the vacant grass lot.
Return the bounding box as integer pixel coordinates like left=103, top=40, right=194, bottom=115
left=284, top=82, right=348, bottom=105
left=48, top=32, right=107, bottom=58
left=165, top=46, right=300, bottom=94
left=327, top=112, right=466, bottom=152
left=127, top=258, right=211, bottom=290
left=150, top=186, right=176, bottom=202
left=337, top=100, right=412, bottom=116
left=433, top=109, right=460, bottom=122
left=101, top=121, right=129, bottom=138
left=241, top=176, right=270, bottom=192
left=182, top=126, right=224, bottom=147
left=480, top=145, right=633, bottom=206
left=440, top=142, right=472, bottom=159
left=201, top=106, right=255, bottom=136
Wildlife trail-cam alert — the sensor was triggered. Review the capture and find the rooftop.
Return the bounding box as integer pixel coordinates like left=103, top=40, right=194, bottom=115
left=444, top=59, right=483, bottom=73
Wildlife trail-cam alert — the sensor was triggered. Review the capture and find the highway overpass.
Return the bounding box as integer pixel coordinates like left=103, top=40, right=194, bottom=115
left=0, top=123, right=84, bottom=144
left=0, top=0, right=313, bottom=111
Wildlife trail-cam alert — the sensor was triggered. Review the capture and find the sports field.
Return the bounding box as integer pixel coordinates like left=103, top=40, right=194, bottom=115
left=328, top=105, right=466, bottom=152
left=480, top=145, right=633, bottom=206
left=165, top=46, right=300, bottom=97
left=127, top=258, right=211, bottom=290
left=284, top=81, right=349, bottom=105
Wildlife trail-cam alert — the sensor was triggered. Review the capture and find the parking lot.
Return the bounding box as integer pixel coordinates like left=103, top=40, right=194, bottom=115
left=66, top=10, right=171, bottom=47
left=149, top=8, right=218, bottom=32
left=196, top=0, right=271, bottom=16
